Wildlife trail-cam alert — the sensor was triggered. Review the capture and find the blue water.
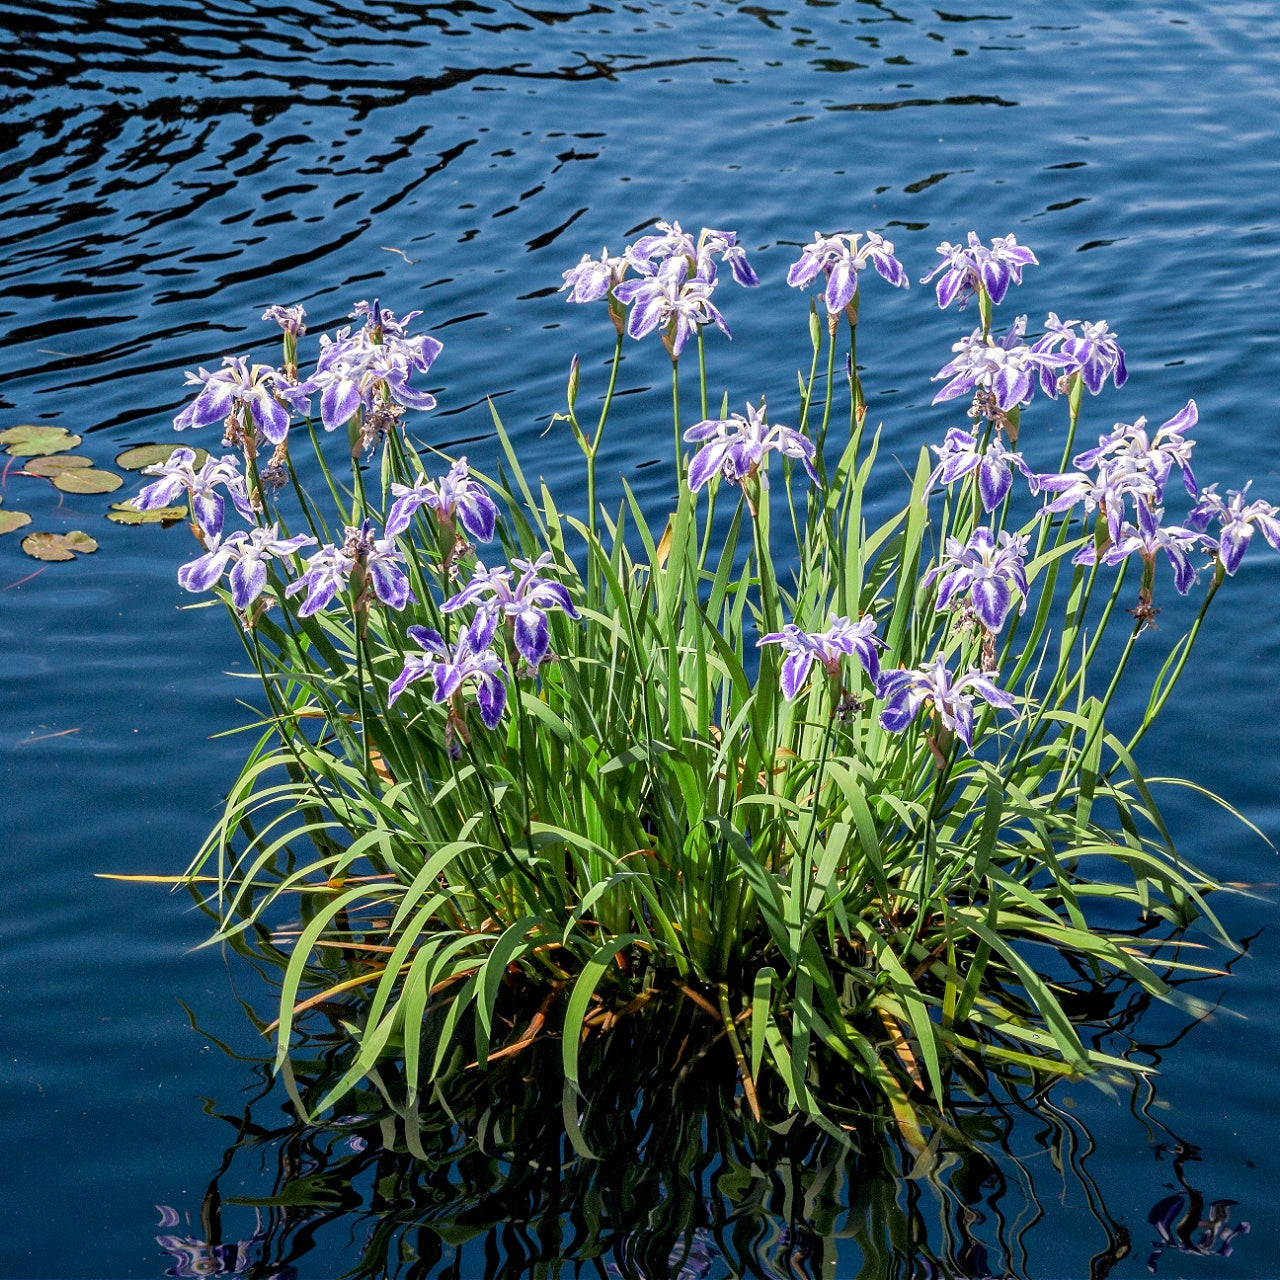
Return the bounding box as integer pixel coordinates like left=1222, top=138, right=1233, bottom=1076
left=3, top=1, right=1280, bottom=1274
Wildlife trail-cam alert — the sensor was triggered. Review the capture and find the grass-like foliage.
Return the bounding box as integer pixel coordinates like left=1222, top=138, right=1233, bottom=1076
left=146, top=225, right=1267, bottom=1137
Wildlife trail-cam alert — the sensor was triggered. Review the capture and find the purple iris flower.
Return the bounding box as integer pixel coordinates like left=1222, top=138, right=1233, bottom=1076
left=441, top=552, right=579, bottom=667
left=285, top=543, right=354, bottom=617
left=134, top=447, right=254, bottom=539
left=1032, top=313, right=1127, bottom=396
left=1038, top=455, right=1161, bottom=545
left=786, top=230, right=908, bottom=314
left=757, top=614, right=885, bottom=699
left=261, top=304, right=307, bottom=336
left=285, top=522, right=412, bottom=617
left=625, top=220, right=699, bottom=273
left=932, top=316, right=1068, bottom=412
left=387, top=612, right=507, bottom=731
left=925, top=427, right=1036, bottom=512
left=174, top=356, right=291, bottom=444
left=349, top=299, right=418, bottom=338
left=922, top=528, right=1029, bottom=633
left=1076, top=512, right=1211, bottom=596
left=177, top=524, right=316, bottom=609
left=385, top=457, right=497, bottom=542
left=560, top=247, right=630, bottom=303
left=622, top=221, right=759, bottom=288
left=611, top=254, right=731, bottom=358
left=1071, top=400, right=1198, bottom=500
left=685, top=401, right=819, bottom=494
left=697, top=228, right=760, bottom=287
left=1186, top=482, right=1280, bottom=575
left=878, top=657, right=1015, bottom=751
left=284, top=304, right=443, bottom=433
left=920, top=232, right=1039, bottom=309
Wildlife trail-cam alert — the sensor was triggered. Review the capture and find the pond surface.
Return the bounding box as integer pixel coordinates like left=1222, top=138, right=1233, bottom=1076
left=2, top=1, right=1280, bottom=1275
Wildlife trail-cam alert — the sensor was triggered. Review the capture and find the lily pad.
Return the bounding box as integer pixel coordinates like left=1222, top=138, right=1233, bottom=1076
left=23, top=454, right=95, bottom=477
left=115, top=443, right=207, bottom=471
left=106, top=500, right=188, bottom=527
left=0, top=508, right=33, bottom=535
left=21, top=530, right=100, bottom=561
left=0, top=425, right=83, bottom=457
left=51, top=468, right=123, bottom=494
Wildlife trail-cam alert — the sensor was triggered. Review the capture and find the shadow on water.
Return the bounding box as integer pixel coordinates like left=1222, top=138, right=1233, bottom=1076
left=148, top=919, right=1254, bottom=1280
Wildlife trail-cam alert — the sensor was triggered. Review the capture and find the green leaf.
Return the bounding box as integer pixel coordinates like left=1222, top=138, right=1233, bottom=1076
left=51, top=468, right=123, bottom=494
left=115, top=442, right=208, bottom=471
left=21, top=530, right=99, bottom=561
left=0, top=425, right=82, bottom=457
left=106, top=500, right=188, bottom=526
left=0, top=508, right=33, bottom=536
left=22, top=454, right=94, bottom=477
left=562, top=934, right=646, bottom=1090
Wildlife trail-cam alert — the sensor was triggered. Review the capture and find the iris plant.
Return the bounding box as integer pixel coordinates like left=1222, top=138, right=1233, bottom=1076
left=157, top=233, right=1266, bottom=1134
left=387, top=612, right=507, bottom=734
left=685, top=401, right=818, bottom=498
left=1071, top=401, right=1198, bottom=500
left=174, top=356, right=291, bottom=444
left=921, top=231, right=1038, bottom=309
left=611, top=254, right=731, bottom=358
left=786, top=230, right=908, bottom=315
left=1032, top=313, right=1127, bottom=396
left=626, top=221, right=760, bottom=288
left=135, top=447, right=254, bottom=538
left=932, top=316, right=1067, bottom=413
left=178, top=524, right=316, bottom=609
left=285, top=522, right=412, bottom=617
left=878, top=657, right=1015, bottom=751
left=1076, top=512, right=1211, bottom=597
left=925, top=427, right=1036, bottom=512
left=441, top=552, right=579, bottom=668
left=757, top=615, right=885, bottom=699
left=284, top=303, right=443, bottom=433
left=386, top=457, right=498, bottom=543
left=922, top=528, right=1029, bottom=634
left=1187, top=482, right=1280, bottom=575
left=561, top=248, right=630, bottom=304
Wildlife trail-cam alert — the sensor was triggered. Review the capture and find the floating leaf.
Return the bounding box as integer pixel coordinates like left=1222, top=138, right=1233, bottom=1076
left=52, top=468, right=123, bottom=494
left=107, top=500, right=188, bottom=526
left=21, top=530, right=100, bottom=561
left=23, top=454, right=95, bottom=477
left=0, top=425, right=83, bottom=457
left=115, top=443, right=207, bottom=471
left=0, top=508, right=33, bottom=535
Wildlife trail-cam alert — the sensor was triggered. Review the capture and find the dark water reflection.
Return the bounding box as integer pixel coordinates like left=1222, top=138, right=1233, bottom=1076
left=4, top=0, right=1280, bottom=1275
left=149, top=985, right=1255, bottom=1280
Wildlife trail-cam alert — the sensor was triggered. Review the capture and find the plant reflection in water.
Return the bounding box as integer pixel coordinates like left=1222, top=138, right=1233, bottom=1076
left=145, top=919, right=1247, bottom=1280
left=1145, top=1141, right=1250, bottom=1273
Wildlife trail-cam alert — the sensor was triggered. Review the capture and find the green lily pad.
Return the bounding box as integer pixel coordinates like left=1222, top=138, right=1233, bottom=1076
left=21, top=530, right=99, bottom=561
left=0, top=508, right=33, bottom=536
left=51, top=468, right=123, bottom=494
left=0, top=425, right=83, bottom=457
left=115, top=443, right=208, bottom=471
left=23, top=454, right=95, bottom=477
left=106, top=500, right=188, bottom=527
